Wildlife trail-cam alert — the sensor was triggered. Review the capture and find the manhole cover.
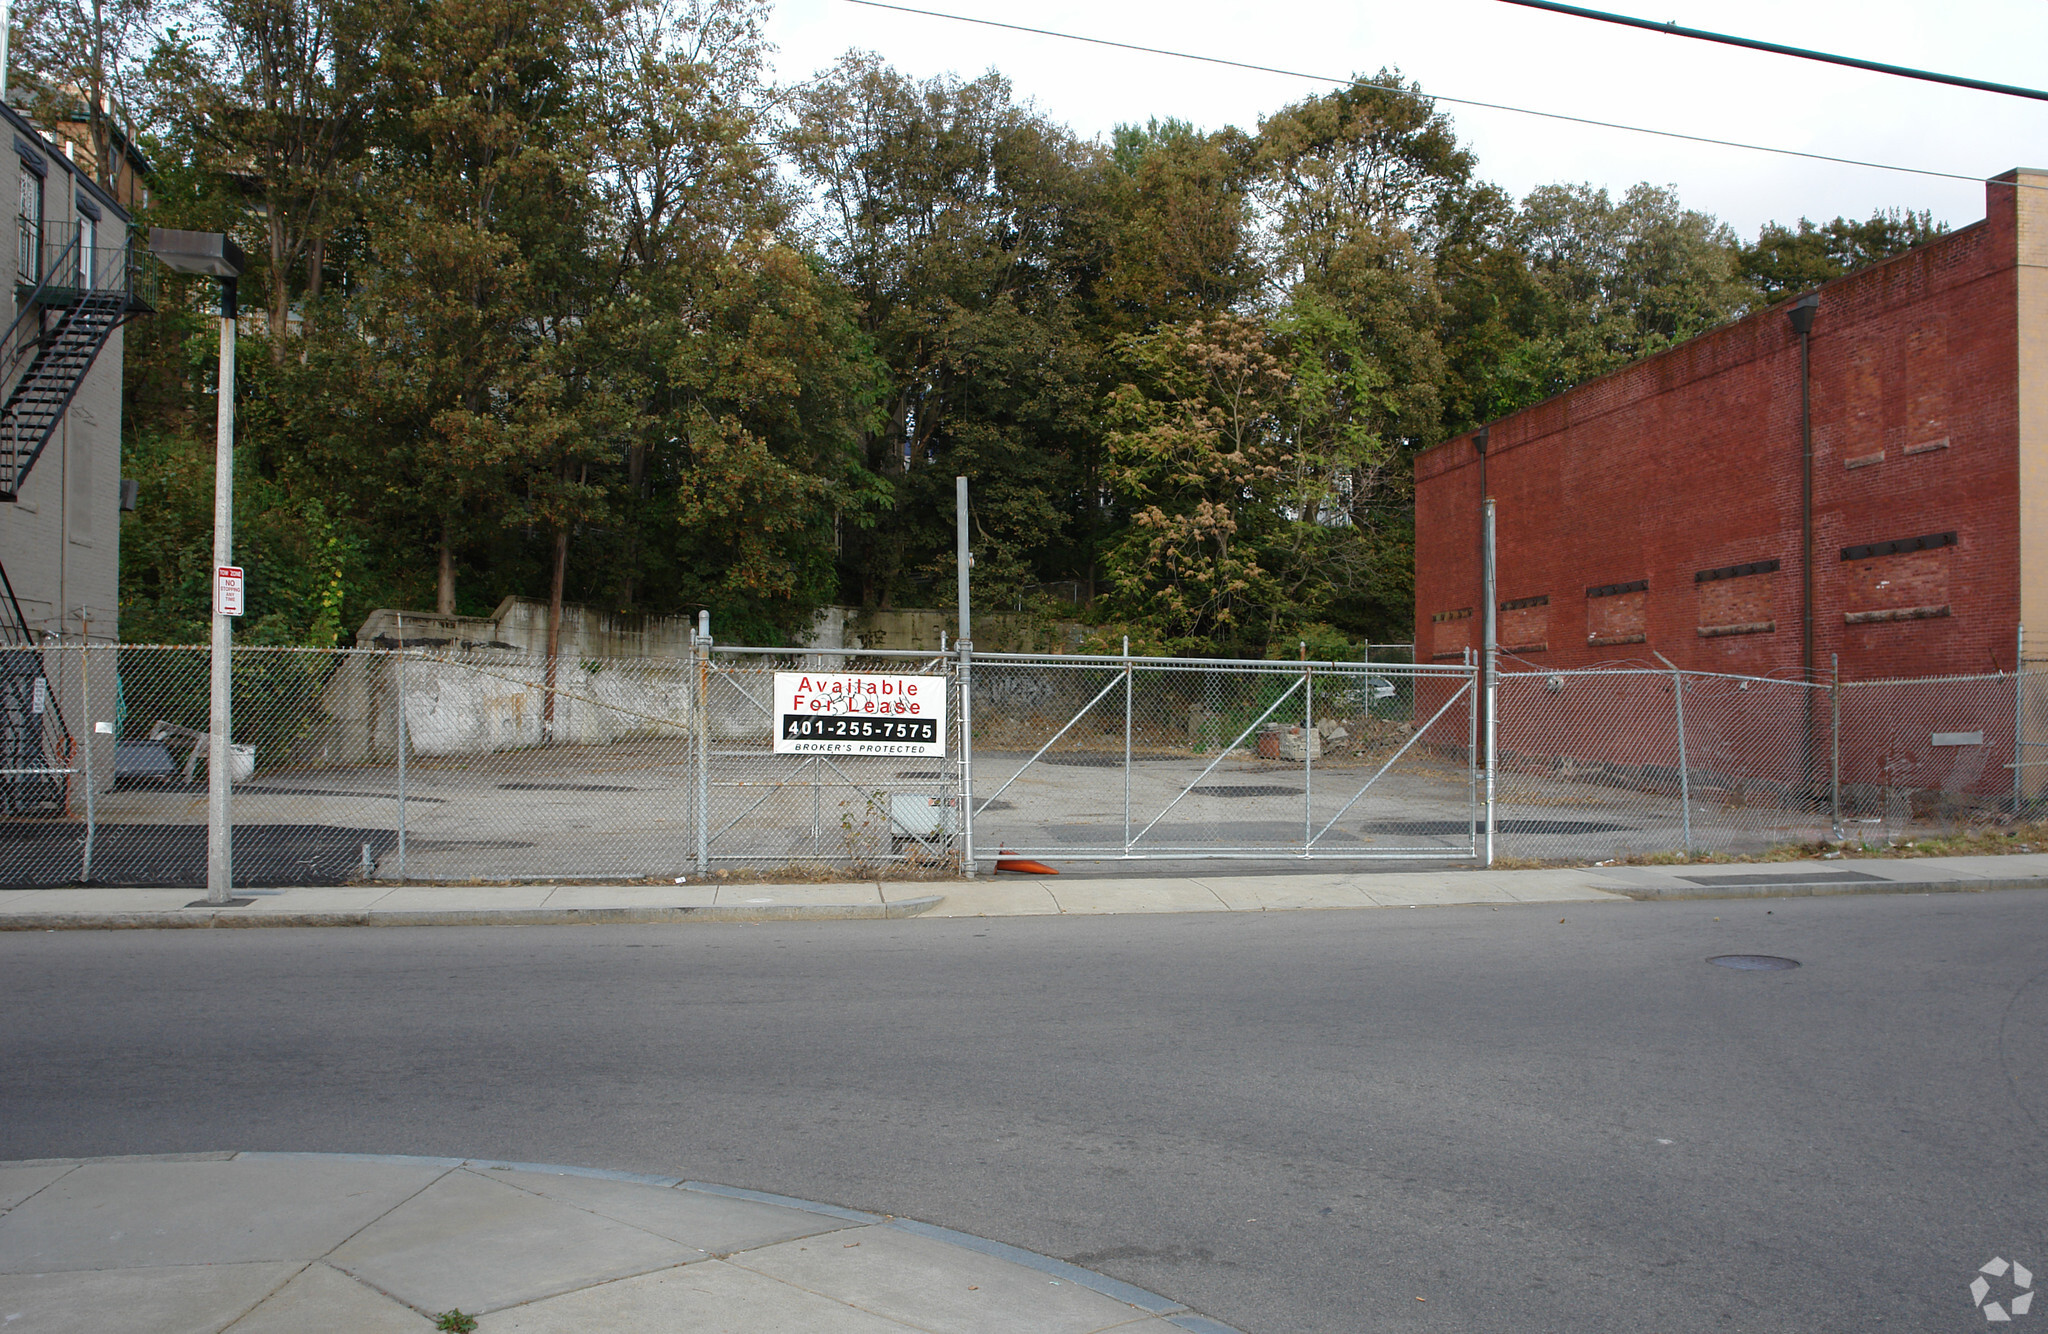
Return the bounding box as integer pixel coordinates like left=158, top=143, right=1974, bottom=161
left=1192, top=785, right=1302, bottom=798
left=497, top=782, right=639, bottom=792
left=1707, top=954, right=1801, bottom=971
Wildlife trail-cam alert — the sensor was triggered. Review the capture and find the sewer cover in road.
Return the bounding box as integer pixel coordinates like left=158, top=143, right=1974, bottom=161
left=1707, top=955, right=1802, bottom=971
left=1361, top=818, right=1635, bottom=835
left=1193, top=785, right=1303, bottom=798
left=497, top=782, right=640, bottom=792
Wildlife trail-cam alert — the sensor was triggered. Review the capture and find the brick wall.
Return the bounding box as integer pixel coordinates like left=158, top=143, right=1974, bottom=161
left=1416, top=173, right=2032, bottom=684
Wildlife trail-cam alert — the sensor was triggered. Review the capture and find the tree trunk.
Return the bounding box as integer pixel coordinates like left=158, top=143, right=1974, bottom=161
left=622, top=441, right=645, bottom=608
left=542, top=527, right=569, bottom=743
left=437, top=525, right=457, bottom=616
left=267, top=208, right=289, bottom=363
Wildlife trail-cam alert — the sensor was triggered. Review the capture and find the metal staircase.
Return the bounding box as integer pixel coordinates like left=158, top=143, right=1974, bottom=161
left=0, top=223, right=154, bottom=502
left=0, top=221, right=148, bottom=814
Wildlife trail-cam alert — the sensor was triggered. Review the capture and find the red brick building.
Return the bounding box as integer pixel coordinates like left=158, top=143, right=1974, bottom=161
left=1415, top=168, right=2047, bottom=686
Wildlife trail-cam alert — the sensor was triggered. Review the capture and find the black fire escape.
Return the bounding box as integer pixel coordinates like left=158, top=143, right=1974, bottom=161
left=0, top=222, right=154, bottom=815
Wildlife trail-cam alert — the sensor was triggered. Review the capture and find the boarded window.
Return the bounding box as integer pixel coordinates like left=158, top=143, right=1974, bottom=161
left=1842, top=533, right=1953, bottom=624
left=1696, top=560, right=1778, bottom=637
left=1905, top=320, right=1948, bottom=452
left=1500, top=595, right=1549, bottom=653
left=1586, top=581, right=1647, bottom=647
left=1431, top=607, right=1473, bottom=660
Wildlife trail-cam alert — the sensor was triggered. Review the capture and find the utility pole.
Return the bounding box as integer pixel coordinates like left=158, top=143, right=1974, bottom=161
left=151, top=230, right=247, bottom=905
left=956, top=476, right=975, bottom=879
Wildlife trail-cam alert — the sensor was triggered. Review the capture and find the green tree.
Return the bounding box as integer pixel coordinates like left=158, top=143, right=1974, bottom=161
left=1738, top=208, right=1947, bottom=299
left=783, top=55, right=1115, bottom=613
left=1101, top=313, right=1288, bottom=653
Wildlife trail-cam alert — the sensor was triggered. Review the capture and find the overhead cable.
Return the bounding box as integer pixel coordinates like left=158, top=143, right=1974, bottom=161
left=1491, top=0, right=2048, bottom=104
left=841, top=0, right=2044, bottom=191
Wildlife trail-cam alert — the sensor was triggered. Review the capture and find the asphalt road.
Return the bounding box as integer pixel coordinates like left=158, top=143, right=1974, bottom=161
left=4, top=892, right=2046, bottom=1332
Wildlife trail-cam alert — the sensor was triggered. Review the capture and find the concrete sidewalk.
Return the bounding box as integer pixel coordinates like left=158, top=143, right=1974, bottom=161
left=0, top=854, right=2044, bottom=928
left=0, top=1153, right=1237, bottom=1333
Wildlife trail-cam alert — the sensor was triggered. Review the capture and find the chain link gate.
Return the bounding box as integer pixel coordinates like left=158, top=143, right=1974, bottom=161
left=700, top=647, right=967, bottom=874
left=966, top=655, right=1480, bottom=861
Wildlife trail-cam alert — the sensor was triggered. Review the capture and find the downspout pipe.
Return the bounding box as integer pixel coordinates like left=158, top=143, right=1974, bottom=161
left=1789, top=295, right=1819, bottom=683
left=1789, top=293, right=1820, bottom=806
left=1473, top=425, right=1490, bottom=769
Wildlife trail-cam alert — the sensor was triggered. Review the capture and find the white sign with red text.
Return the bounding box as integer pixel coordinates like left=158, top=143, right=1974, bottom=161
left=772, top=671, right=947, bottom=757
left=214, top=566, right=245, bottom=617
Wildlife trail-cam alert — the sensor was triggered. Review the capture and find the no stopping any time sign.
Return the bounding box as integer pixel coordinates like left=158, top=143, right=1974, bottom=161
left=772, top=672, right=947, bottom=756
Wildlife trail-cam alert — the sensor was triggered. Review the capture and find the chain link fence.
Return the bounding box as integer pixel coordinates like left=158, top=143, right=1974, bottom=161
left=2023, top=658, right=2048, bottom=819
left=967, top=656, right=1478, bottom=861
left=0, top=640, right=2040, bottom=885
left=1495, top=667, right=1829, bottom=862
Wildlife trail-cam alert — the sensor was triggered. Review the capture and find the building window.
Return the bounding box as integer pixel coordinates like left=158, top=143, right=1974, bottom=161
left=1500, top=594, right=1549, bottom=653
left=17, top=163, right=42, bottom=283
left=76, top=211, right=95, bottom=287
left=1841, top=532, right=1955, bottom=625
left=1695, top=559, right=1779, bottom=638
left=1586, top=580, right=1647, bottom=647
left=1430, top=607, right=1473, bottom=660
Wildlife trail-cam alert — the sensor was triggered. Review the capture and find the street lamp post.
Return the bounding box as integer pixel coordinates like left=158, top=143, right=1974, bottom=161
left=150, top=230, right=246, bottom=904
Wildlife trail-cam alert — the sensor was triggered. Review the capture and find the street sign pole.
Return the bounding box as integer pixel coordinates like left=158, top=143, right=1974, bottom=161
left=206, top=279, right=238, bottom=903
left=150, top=230, right=248, bottom=907
left=956, top=476, right=975, bottom=879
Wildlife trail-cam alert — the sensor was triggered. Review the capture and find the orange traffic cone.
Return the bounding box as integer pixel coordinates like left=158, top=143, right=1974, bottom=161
left=993, top=848, right=1059, bottom=875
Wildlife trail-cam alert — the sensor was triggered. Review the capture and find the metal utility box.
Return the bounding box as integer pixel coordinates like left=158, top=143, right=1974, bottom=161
left=890, top=793, right=958, bottom=847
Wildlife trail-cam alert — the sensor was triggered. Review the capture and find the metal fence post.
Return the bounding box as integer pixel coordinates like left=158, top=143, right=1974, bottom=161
left=1652, top=651, right=1693, bottom=856
left=396, top=641, right=408, bottom=883
left=2016, top=624, right=2027, bottom=818
left=695, top=611, right=711, bottom=876
left=1482, top=499, right=1497, bottom=868
left=80, top=640, right=93, bottom=883
left=1831, top=652, right=1843, bottom=840
left=1672, top=669, right=1692, bottom=856
left=1303, top=658, right=1313, bottom=855
left=1122, top=635, right=1132, bottom=854
left=1466, top=646, right=1478, bottom=858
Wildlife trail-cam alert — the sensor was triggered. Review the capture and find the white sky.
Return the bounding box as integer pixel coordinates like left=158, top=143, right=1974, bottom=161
left=763, top=0, right=2048, bottom=237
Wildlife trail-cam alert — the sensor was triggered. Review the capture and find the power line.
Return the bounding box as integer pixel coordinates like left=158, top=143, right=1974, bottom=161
left=1491, top=0, right=2048, bottom=104
left=840, top=0, right=2041, bottom=192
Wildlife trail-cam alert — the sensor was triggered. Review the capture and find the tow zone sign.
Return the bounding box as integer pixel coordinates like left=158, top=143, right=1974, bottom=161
left=772, top=672, right=947, bottom=757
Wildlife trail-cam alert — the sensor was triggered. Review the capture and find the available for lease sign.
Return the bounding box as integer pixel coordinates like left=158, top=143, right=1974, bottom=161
left=772, top=671, right=947, bottom=756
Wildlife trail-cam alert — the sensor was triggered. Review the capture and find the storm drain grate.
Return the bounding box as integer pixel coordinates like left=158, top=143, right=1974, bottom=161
left=1192, top=785, right=1302, bottom=798
left=1707, top=955, right=1801, bottom=971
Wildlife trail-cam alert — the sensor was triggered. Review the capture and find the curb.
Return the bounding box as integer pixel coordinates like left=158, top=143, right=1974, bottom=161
left=0, top=895, right=944, bottom=931
left=1615, top=876, right=2048, bottom=901
left=0, top=1151, right=1247, bottom=1334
